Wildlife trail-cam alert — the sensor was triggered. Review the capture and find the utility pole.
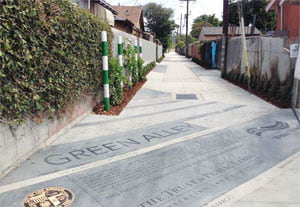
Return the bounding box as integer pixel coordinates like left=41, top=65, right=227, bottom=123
left=222, top=0, right=229, bottom=77
left=179, top=14, right=183, bottom=37
left=185, top=0, right=189, bottom=57
left=180, top=0, right=195, bottom=57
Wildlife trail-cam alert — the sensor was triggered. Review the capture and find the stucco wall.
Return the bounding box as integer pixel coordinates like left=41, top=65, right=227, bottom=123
left=140, top=38, right=157, bottom=64
left=112, top=28, right=162, bottom=64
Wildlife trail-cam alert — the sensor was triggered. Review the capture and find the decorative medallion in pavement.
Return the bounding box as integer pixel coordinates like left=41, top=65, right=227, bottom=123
left=23, top=187, right=74, bottom=207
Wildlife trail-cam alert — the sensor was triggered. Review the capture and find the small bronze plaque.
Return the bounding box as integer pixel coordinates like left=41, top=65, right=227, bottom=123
left=22, top=187, right=74, bottom=207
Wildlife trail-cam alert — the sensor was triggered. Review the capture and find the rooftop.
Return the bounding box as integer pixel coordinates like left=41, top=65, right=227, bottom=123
left=112, top=6, right=143, bottom=28
left=95, top=0, right=118, bottom=15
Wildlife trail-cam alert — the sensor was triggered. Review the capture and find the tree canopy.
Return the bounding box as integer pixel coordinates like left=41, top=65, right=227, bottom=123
left=176, top=34, right=196, bottom=44
left=229, top=0, right=276, bottom=33
left=190, top=14, right=222, bottom=39
left=143, top=3, right=177, bottom=50
left=176, top=41, right=185, bottom=49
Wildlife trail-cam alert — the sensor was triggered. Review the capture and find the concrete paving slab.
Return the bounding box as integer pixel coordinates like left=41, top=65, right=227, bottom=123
left=133, top=88, right=171, bottom=100
left=176, top=94, right=198, bottom=100
left=186, top=105, right=272, bottom=129
left=190, top=67, right=221, bottom=77
left=52, top=102, right=245, bottom=144
left=146, top=72, right=165, bottom=81
left=224, top=150, right=300, bottom=207
left=0, top=121, right=206, bottom=185
left=0, top=176, right=101, bottom=207
left=230, top=202, right=300, bottom=207
left=2, top=52, right=296, bottom=207
left=0, top=110, right=299, bottom=207
left=153, top=65, right=167, bottom=73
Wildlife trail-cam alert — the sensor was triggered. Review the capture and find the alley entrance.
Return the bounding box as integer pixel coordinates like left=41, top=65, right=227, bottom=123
left=1, top=52, right=299, bottom=207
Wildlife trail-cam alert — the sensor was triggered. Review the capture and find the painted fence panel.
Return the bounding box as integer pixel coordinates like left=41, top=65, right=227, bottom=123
left=227, top=37, right=291, bottom=82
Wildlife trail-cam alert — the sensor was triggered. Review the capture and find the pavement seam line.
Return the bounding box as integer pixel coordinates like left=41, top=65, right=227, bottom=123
left=0, top=126, right=226, bottom=194
left=203, top=150, right=300, bottom=207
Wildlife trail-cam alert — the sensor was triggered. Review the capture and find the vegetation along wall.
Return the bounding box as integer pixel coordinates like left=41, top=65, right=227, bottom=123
left=0, top=0, right=113, bottom=124
left=225, top=37, right=294, bottom=107
left=0, top=0, right=113, bottom=177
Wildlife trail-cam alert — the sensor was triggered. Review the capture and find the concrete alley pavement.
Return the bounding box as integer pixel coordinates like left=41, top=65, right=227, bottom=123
left=0, top=52, right=299, bottom=207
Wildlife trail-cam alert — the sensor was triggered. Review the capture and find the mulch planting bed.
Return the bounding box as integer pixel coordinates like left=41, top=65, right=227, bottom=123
left=93, top=80, right=146, bottom=116
left=93, top=61, right=159, bottom=115
left=229, top=80, right=290, bottom=108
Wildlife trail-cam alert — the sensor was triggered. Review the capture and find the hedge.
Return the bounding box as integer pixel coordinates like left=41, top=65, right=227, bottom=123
left=0, top=0, right=113, bottom=123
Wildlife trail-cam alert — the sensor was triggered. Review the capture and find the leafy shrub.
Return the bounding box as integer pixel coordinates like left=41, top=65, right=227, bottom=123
left=157, top=55, right=164, bottom=63
left=176, top=41, right=185, bottom=49
left=123, top=43, right=137, bottom=87
left=137, top=57, right=146, bottom=81
left=224, top=65, right=294, bottom=107
left=197, top=40, right=212, bottom=68
left=108, top=57, right=123, bottom=105
left=123, top=43, right=150, bottom=85
left=192, top=57, right=201, bottom=66
left=144, top=61, right=156, bottom=74
left=198, top=41, right=208, bottom=56
left=0, top=0, right=113, bottom=123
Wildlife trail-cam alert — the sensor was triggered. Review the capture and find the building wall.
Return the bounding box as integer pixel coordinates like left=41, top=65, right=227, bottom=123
left=72, top=0, right=115, bottom=26
left=283, top=5, right=300, bottom=42
left=90, top=2, right=114, bottom=26
left=136, top=18, right=141, bottom=30
left=202, top=35, right=222, bottom=41
left=114, top=22, right=132, bottom=34
left=275, top=4, right=300, bottom=42
left=71, top=0, right=88, bottom=9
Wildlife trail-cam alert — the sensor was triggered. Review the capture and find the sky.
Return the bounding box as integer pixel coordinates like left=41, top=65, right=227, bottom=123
left=106, top=0, right=224, bottom=33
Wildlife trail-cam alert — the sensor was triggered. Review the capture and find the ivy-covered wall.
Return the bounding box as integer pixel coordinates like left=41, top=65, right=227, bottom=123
left=0, top=0, right=113, bottom=124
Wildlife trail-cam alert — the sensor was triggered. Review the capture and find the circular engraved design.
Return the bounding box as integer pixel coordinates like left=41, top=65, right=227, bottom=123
left=22, top=187, right=74, bottom=207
